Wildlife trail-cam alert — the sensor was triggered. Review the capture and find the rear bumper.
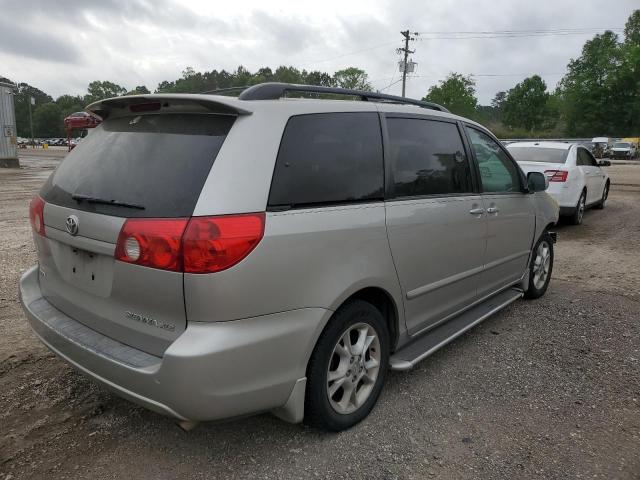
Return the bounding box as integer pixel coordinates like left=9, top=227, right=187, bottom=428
left=19, top=265, right=329, bottom=422
left=546, top=183, right=581, bottom=211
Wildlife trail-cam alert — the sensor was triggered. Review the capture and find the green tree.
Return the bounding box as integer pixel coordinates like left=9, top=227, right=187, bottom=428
left=33, top=102, right=63, bottom=137
left=423, top=73, right=477, bottom=118
left=624, top=9, right=640, bottom=45
left=127, top=85, right=151, bottom=95
left=274, top=66, right=304, bottom=84
left=333, top=67, right=372, bottom=91
left=502, top=75, right=552, bottom=131
left=558, top=30, right=626, bottom=136
left=304, top=70, right=335, bottom=87
left=84, top=80, right=127, bottom=104
left=13, top=82, right=52, bottom=137
left=55, top=94, right=85, bottom=114
left=492, top=91, right=507, bottom=111
left=618, top=10, right=640, bottom=134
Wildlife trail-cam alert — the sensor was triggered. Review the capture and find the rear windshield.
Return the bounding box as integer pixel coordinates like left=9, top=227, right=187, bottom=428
left=40, top=114, right=234, bottom=218
left=614, top=142, right=630, bottom=148
left=507, top=146, right=569, bottom=164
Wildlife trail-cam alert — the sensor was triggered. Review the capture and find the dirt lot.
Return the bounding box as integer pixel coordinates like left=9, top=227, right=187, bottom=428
left=1, top=152, right=639, bottom=479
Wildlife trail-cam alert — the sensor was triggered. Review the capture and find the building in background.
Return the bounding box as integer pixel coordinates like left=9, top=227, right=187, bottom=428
left=0, top=80, right=19, bottom=168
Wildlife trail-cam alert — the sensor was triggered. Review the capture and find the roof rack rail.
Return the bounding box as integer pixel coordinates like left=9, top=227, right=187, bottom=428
left=218, top=82, right=449, bottom=113
left=201, top=86, right=250, bottom=95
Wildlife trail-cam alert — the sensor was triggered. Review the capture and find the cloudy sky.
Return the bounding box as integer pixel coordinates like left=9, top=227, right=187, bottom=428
left=0, top=0, right=636, bottom=104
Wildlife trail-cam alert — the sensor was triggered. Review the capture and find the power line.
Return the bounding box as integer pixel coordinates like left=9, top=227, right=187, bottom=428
left=286, top=26, right=624, bottom=72
left=416, top=28, right=624, bottom=40
left=298, top=40, right=397, bottom=68
left=408, top=72, right=566, bottom=78
left=417, top=27, right=623, bottom=34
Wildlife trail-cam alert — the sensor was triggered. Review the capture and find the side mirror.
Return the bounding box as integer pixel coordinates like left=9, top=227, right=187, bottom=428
left=598, top=160, right=611, bottom=167
left=527, top=172, right=548, bottom=192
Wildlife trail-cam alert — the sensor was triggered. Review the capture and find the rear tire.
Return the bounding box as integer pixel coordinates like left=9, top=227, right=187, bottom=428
left=304, top=300, right=389, bottom=431
left=595, top=181, right=609, bottom=209
left=524, top=232, right=554, bottom=299
left=570, top=190, right=586, bottom=225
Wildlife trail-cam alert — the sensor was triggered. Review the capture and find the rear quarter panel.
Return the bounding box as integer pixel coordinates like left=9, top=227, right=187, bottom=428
left=183, top=203, right=404, bottom=326
left=532, top=192, right=560, bottom=239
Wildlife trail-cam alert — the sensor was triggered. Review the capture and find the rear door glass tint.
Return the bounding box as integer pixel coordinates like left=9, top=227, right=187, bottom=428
left=40, top=114, right=234, bottom=218
left=268, top=113, right=384, bottom=208
left=386, top=118, right=472, bottom=197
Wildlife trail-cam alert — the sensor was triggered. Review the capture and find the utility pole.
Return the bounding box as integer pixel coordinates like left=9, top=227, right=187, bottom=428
left=397, top=30, right=418, bottom=97
left=27, top=95, right=34, bottom=147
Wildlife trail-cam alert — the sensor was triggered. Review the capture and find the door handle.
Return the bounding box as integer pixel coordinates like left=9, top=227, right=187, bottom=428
left=469, top=208, right=484, bottom=215
left=486, top=207, right=499, bottom=214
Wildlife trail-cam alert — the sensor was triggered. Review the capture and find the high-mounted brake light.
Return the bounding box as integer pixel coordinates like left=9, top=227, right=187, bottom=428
left=544, top=170, right=568, bottom=182
left=129, top=102, right=162, bottom=113
left=29, top=196, right=46, bottom=236
left=114, top=213, right=265, bottom=273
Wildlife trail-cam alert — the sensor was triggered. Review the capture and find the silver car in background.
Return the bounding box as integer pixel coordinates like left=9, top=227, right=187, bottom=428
left=20, top=83, right=558, bottom=431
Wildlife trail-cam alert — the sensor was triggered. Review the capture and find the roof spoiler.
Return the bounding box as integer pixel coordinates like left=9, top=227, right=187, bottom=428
left=86, top=94, right=252, bottom=120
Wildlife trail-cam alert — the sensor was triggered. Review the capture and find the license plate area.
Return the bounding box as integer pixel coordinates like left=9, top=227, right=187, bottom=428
left=46, top=239, right=114, bottom=298
left=70, top=248, right=99, bottom=284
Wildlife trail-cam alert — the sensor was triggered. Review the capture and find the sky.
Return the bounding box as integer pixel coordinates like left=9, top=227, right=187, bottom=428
left=0, top=0, right=636, bottom=104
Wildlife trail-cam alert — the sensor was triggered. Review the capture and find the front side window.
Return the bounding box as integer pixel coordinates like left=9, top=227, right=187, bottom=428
left=386, top=118, right=472, bottom=198
left=466, top=127, right=522, bottom=193
left=268, top=113, right=384, bottom=208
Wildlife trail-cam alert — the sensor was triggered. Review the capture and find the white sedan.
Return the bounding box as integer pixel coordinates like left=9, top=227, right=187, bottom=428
left=507, top=142, right=610, bottom=225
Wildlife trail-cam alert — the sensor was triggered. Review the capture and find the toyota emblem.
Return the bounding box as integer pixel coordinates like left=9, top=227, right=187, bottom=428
left=65, top=215, right=79, bottom=236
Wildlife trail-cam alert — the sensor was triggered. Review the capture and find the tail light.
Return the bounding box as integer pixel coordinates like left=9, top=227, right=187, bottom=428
left=115, top=218, right=189, bottom=272
left=29, top=196, right=46, bottom=236
left=544, top=170, right=568, bottom=182
left=183, top=213, right=265, bottom=274
left=114, top=213, right=265, bottom=273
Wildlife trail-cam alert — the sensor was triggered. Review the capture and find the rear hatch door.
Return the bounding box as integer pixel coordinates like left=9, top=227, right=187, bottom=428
left=36, top=109, right=235, bottom=356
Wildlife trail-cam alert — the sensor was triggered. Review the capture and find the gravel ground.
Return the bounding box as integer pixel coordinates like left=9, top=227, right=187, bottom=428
left=1, top=153, right=639, bottom=479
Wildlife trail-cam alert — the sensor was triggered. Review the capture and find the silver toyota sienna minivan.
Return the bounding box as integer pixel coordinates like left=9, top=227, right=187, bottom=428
left=20, top=83, right=558, bottom=431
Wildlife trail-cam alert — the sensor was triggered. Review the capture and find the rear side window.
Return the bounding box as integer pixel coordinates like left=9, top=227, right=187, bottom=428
left=268, top=113, right=384, bottom=208
left=386, top=118, right=472, bottom=197
left=40, top=114, right=234, bottom=218
left=507, top=146, right=569, bottom=164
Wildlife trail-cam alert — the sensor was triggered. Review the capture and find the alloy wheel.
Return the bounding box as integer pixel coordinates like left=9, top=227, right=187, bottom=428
left=326, top=322, right=381, bottom=415
left=532, top=240, right=551, bottom=290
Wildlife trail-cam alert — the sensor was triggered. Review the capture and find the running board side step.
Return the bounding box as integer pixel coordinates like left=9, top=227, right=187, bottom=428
left=389, top=288, right=524, bottom=371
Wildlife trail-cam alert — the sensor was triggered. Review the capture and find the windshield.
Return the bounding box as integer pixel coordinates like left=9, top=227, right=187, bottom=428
left=614, top=143, right=630, bottom=148
left=507, top=146, right=569, bottom=164
left=40, top=113, right=235, bottom=218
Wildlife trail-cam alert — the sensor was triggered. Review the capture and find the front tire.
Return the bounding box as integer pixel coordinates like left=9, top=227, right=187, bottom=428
left=570, top=190, right=586, bottom=225
left=595, top=181, right=609, bottom=209
left=304, top=300, right=389, bottom=431
left=524, top=232, right=554, bottom=299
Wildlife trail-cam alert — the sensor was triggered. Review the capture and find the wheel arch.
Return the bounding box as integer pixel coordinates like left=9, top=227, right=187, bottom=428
left=340, top=287, right=400, bottom=352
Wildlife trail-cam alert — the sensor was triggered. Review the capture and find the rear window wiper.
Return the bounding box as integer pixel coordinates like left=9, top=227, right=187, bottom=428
left=71, top=193, right=145, bottom=210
